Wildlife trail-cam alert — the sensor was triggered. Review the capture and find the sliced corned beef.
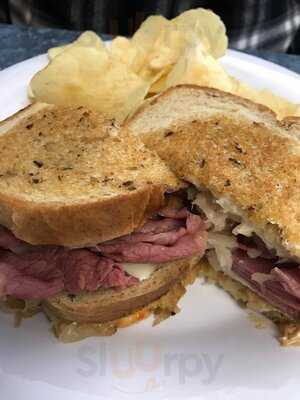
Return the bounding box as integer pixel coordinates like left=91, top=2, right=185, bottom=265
left=95, top=208, right=207, bottom=263
left=0, top=207, right=207, bottom=300
left=232, top=249, right=300, bottom=318
left=0, top=248, right=138, bottom=299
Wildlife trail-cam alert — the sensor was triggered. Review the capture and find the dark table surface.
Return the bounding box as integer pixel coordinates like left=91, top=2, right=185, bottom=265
left=0, top=23, right=300, bottom=75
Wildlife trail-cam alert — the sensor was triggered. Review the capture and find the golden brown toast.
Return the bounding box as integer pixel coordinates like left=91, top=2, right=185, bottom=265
left=126, top=85, right=300, bottom=259
left=0, top=103, right=182, bottom=246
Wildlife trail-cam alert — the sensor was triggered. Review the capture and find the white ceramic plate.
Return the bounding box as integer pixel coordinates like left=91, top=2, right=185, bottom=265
left=0, top=49, right=300, bottom=400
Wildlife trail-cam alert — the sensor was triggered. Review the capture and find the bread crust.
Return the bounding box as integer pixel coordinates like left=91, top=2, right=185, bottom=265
left=0, top=185, right=165, bottom=247
left=126, top=84, right=277, bottom=129
left=44, top=255, right=201, bottom=323
left=126, top=85, right=300, bottom=258
left=0, top=103, right=182, bottom=246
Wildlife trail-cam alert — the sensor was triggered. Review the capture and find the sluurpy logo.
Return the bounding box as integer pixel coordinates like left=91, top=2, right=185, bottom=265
left=76, top=341, right=224, bottom=393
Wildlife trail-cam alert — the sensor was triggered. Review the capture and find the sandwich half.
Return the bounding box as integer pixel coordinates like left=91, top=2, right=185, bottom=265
left=126, top=84, right=300, bottom=346
left=0, top=102, right=208, bottom=342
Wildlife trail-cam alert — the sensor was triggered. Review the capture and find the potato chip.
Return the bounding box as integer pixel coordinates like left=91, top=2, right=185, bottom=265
left=113, top=34, right=180, bottom=85
left=48, top=47, right=65, bottom=60
left=130, top=16, right=183, bottom=81
left=27, top=84, right=35, bottom=101
left=138, top=48, right=176, bottom=84
left=31, top=46, right=149, bottom=122
left=48, top=31, right=106, bottom=60
left=136, top=24, right=189, bottom=84
left=162, top=45, right=233, bottom=93
left=73, top=31, right=106, bottom=48
left=29, top=8, right=299, bottom=122
left=149, top=72, right=169, bottom=93
left=128, top=9, right=228, bottom=87
left=258, top=90, right=300, bottom=119
left=111, top=36, right=147, bottom=74
left=172, top=8, right=228, bottom=58
left=231, top=77, right=300, bottom=119
left=132, top=16, right=171, bottom=50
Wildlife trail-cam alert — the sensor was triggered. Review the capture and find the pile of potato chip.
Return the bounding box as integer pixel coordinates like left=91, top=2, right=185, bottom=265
left=29, top=8, right=299, bottom=122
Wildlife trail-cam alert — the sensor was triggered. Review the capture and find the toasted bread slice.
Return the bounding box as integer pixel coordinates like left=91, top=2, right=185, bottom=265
left=0, top=103, right=182, bottom=246
left=44, top=255, right=200, bottom=323
left=43, top=257, right=203, bottom=342
left=125, top=85, right=300, bottom=259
